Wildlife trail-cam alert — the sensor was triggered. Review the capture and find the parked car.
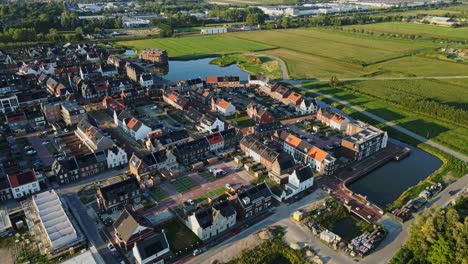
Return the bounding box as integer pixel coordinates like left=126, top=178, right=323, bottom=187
left=448, top=190, right=457, bottom=195
left=26, top=150, right=37, bottom=155
left=192, top=249, right=202, bottom=256
left=231, top=227, right=241, bottom=235
left=41, top=140, right=50, bottom=145
left=108, top=243, right=116, bottom=252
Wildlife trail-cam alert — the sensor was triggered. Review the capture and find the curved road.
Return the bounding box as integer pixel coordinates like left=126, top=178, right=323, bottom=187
left=295, top=84, right=468, bottom=163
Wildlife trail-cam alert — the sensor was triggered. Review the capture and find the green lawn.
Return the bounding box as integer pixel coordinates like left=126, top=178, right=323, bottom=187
left=193, top=186, right=228, bottom=203
left=152, top=187, right=169, bottom=201
left=161, top=220, right=201, bottom=252
left=228, top=115, right=256, bottom=127
left=210, top=54, right=282, bottom=79
left=171, top=180, right=189, bottom=193
left=199, top=171, right=216, bottom=182
left=117, top=35, right=275, bottom=59
left=347, top=22, right=468, bottom=41
left=179, top=176, right=198, bottom=190
left=302, top=82, right=468, bottom=155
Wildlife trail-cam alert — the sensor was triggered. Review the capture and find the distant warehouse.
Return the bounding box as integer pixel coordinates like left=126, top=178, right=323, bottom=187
left=201, top=27, right=227, bottom=35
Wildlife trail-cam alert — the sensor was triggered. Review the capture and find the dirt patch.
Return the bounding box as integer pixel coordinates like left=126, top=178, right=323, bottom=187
left=0, top=248, right=14, bottom=264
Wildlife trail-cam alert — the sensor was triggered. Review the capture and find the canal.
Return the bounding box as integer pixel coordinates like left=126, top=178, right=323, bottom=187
left=347, top=140, right=443, bottom=208
left=161, top=58, right=249, bottom=83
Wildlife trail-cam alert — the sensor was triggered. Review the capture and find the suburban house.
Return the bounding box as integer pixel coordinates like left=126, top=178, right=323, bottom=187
left=185, top=200, right=237, bottom=241
left=162, top=91, right=192, bottom=111
left=197, top=115, right=225, bottom=133
left=206, top=76, right=241, bottom=88
left=61, top=101, right=87, bottom=126
left=0, top=94, right=19, bottom=113
left=75, top=152, right=107, bottom=177
left=106, top=146, right=128, bottom=169
left=306, top=147, right=336, bottom=176
left=126, top=62, right=145, bottom=82
left=246, top=103, right=274, bottom=124
left=271, top=165, right=314, bottom=202
left=51, top=159, right=80, bottom=185
left=268, top=153, right=296, bottom=184
left=234, top=182, right=273, bottom=220
left=220, top=128, right=243, bottom=149
left=329, top=114, right=349, bottom=131
left=145, top=130, right=191, bottom=151
left=129, top=153, right=160, bottom=188
left=114, top=209, right=153, bottom=251
left=213, top=99, right=236, bottom=117
left=287, top=92, right=304, bottom=106
left=7, top=170, right=40, bottom=199
left=115, top=113, right=152, bottom=141
left=6, top=111, right=28, bottom=132
left=120, top=89, right=146, bottom=105
left=341, top=121, right=388, bottom=161
left=133, top=233, right=171, bottom=264
left=139, top=73, right=153, bottom=88
left=298, top=98, right=318, bottom=114
left=75, top=119, right=114, bottom=152
left=240, top=136, right=279, bottom=171
left=98, top=64, right=118, bottom=77
left=97, top=177, right=142, bottom=212
left=174, top=137, right=210, bottom=165
left=206, top=132, right=224, bottom=152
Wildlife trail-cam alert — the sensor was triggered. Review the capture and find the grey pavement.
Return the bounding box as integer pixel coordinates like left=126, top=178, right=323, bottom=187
left=64, top=194, right=118, bottom=264
left=295, top=84, right=468, bottom=163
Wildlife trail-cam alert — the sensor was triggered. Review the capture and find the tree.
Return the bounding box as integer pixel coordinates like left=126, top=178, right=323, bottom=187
left=329, top=76, right=340, bottom=88
left=427, top=237, right=455, bottom=264
left=245, top=13, right=259, bottom=26
left=47, top=28, right=59, bottom=41
left=281, top=16, right=291, bottom=29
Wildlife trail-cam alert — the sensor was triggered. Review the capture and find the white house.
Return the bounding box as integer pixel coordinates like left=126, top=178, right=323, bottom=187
left=198, top=116, right=225, bottom=134
left=298, top=98, right=318, bottom=114
left=272, top=165, right=314, bottom=202
left=106, top=147, right=128, bottom=168
left=185, top=200, right=236, bottom=240
left=139, top=74, right=153, bottom=88
left=99, top=64, right=118, bottom=77
left=116, top=113, right=152, bottom=141
left=329, top=114, right=349, bottom=131
left=133, top=233, right=170, bottom=264
left=216, top=99, right=236, bottom=116
left=8, top=170, right=40, bottom=199
left=206, top=132, right=224, bottom=152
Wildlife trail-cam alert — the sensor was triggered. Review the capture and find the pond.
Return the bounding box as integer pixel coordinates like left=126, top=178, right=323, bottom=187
left=332, top=217, right=361, bottom=242
left=347, top=140, right=443, bottom=208
left=159, top=57, right=249, bottom=83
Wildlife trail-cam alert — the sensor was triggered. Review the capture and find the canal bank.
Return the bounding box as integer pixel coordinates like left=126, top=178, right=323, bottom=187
left=347, top=140, right=443, bottom=209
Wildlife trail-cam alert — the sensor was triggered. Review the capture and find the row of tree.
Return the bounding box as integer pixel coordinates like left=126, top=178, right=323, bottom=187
left=391, top=197, right=467, bottom=264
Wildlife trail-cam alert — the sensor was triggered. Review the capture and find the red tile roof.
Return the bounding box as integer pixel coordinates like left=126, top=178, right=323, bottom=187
left=307, top=147, right=328, bottom=162
left=218, top=99, right=231, bottom=110
left=206, top=76, right=218, bottom=84
left=8, top=170, right=36, bottom=188
left=127, top=118, right=139, bottom=129
left=206, top=132, right=224, bottom=145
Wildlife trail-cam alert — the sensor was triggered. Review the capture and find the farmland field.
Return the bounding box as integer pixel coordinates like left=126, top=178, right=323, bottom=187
left=117, top=35, right=275, bottom=59
left=233, top=28, right=435, bottom=65
left=346, top=22, right=468, bottom=41
left=374, top=56, right=468, bottom=77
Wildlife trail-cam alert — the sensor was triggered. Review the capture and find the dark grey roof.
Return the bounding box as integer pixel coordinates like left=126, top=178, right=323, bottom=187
left=157, top=130, right=190, bottom=146
left=135, top=233, right=169, bottom=261
left=294, top=165, right=314, bottom=183
left=237, top=182, right=272, bottom=208
left=194, top=208, right=213, bottom=229
left=114, top=209, right=149, bottom=242
left=99, top=177, right=139, bottom=202
left=275, top=153, right=295, bottom=172
left=213, top=200, right=236, bottom=218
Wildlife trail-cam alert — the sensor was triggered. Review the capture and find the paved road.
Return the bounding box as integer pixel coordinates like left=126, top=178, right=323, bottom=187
left=295, top=85, right=468, bottom=163
left=318, top=75, right=468, bottom=82
left=64, top=194, right=117, bottom=264
left=187, top=173, right=468, bottom=264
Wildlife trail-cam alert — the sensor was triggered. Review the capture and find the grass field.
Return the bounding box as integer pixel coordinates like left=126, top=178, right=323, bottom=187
left=210, top=54, right=282, bottom=79
left=193, top=186, right=227, bottom=203
left=179, top=176, right=198, bottom=190
left=233, top=28, right=435, bottom=65
left=346, top=22, right=468, bottom=41
left=302, top=82, right=468, bottom=155
left=199, top=171, right=216, bottom=182
left=228, top=115, right=256, bottom=127
left=374, top=56, right=468, bottom=77
left=117, top=35, right=275, bottom=59
left=161, top=220, right=201, bottom=252
left=152, top=187, right=169, bottom=201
